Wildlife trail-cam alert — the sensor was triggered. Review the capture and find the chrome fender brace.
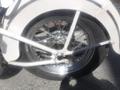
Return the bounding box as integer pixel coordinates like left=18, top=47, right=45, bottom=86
left=0, top=11, right=112, bottom=67
left=0, top=28, right=111, bottom=67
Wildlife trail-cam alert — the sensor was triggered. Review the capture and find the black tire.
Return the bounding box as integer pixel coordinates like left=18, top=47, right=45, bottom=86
left=21, top=12, right=109, bottom=80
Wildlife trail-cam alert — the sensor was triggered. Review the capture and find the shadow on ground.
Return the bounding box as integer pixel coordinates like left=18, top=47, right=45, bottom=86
left=60, top=49, right=120, bottom=90
left=60, top=74, right=118, bottom=90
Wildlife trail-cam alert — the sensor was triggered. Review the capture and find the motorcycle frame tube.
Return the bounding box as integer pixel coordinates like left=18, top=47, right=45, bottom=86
left=2, top=0, right=120, bottom=62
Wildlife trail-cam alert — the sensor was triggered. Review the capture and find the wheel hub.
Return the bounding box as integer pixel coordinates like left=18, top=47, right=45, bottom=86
left=51, top=30, right=67, bottom=45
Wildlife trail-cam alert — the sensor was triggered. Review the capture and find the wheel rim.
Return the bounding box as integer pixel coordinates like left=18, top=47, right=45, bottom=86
left=24, top=15, right=95, bottom=76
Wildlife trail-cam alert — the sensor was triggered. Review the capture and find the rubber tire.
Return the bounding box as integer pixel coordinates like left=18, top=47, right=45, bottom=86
left=21, top=14, right=109, bottom=80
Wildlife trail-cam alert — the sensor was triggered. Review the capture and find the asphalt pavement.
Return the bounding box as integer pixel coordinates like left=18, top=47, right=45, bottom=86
left=0, top=0, right=120, bottom=90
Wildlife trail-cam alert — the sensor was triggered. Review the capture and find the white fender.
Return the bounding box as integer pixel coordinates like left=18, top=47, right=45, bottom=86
left=2, top=0, right=120, bottom=62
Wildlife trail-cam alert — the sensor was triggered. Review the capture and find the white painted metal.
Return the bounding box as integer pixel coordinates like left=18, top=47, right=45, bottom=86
left=2, top=0, right=120, bottom=62
left=63, top=11, right=80, bottom=51
left=5, top=0, right=19, bottom=16
left=0, top=28, right=58, bottom=54
left=8, top=40, right=110, bottom=67
left=99, top=40, right=112, bottom=46
left=8, top=59, right=68, bottom=67
left=0, top=25, right=111, bottom=67
left=0, top=0, right=14, bottom=8
left=64, top=40, right=112, bottom=56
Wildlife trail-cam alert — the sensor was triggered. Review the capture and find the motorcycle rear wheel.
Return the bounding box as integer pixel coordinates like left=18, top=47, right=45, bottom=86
left=21, top=12, right=109, bottom=80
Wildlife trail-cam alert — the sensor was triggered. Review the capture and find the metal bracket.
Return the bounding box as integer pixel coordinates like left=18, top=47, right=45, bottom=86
left=0, top=28, right=111, bottom=67
left=7, top=40, right=111, bottom=67
left=8, top=59, right=69, bottom=67
left=73, top=40, right=111, bottom=56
